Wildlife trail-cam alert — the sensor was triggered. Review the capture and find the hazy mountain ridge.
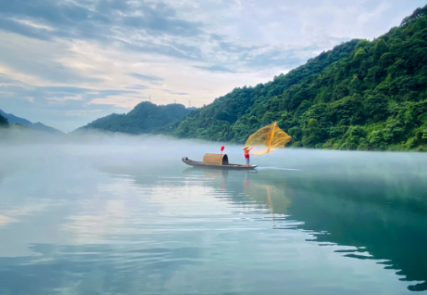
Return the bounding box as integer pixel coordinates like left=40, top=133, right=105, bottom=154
left=29, top=122, right=64, bottom=135
left=0, top=109, right=64, bottom=135
left=76, top=101, right=193, bottom=134
left=0, top=109, right=31, bottom=125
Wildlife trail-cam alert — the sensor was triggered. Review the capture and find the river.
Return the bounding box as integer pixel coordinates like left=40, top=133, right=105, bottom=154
left=0, top=137, right=426, bottom=294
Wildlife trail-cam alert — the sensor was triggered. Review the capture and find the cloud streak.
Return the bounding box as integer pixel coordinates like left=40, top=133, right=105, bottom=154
left=163, top=89, right=189, bottom=96
left=129, top=73, right=163, bottom=82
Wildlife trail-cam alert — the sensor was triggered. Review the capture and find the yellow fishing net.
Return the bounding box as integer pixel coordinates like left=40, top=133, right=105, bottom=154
left=244, top=122, right=292, bottom=155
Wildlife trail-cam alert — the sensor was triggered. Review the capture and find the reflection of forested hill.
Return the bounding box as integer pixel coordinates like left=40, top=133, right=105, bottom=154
left=245, top=169, right=427, bottom=291
left=224, top=167, right=427, bottom=291
left=282, top=170, right=427, bottom=291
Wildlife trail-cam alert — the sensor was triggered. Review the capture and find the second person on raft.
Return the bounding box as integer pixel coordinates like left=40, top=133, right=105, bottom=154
left=243, top=147, right=252, bottom=166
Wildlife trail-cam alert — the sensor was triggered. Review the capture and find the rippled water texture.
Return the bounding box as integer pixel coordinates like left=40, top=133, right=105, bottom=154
left=1, top=136, right=427, bottom=294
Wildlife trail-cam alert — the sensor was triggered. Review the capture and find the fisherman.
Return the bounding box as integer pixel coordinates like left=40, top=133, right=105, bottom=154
left=243, top=147, right=252, bottom=166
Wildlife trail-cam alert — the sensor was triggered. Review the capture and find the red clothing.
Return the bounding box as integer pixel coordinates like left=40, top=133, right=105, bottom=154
left=244, top=154, right=250, bottom=159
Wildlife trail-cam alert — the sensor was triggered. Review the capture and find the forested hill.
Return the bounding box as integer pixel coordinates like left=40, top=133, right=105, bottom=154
left=171, top=5, right=427, bottom=151
left=172, top=39, right=360, bottom=140
left=0, top=114, right=9, bottom=127
left=77, top=101, right=191, bottom=134
left=0, top=109, right=64, bottom=134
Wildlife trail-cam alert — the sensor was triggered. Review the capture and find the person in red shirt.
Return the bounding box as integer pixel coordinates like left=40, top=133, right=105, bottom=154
left=243, top=147, right=252, bottom=166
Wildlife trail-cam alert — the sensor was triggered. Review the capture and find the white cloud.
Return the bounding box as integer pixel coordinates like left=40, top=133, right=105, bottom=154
left=12, top=18, right=55, bottom=31
left=47, top=94, right=83, bottom=103
left=0, top=214, right=16, bottom=226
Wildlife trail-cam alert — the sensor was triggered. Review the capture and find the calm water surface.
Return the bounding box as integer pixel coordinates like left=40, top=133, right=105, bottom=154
left=0, top=139, right=427, bottom=294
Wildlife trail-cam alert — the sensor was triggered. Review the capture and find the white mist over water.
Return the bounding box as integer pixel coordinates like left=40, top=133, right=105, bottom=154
left=3, top=128, right=426, bottom=173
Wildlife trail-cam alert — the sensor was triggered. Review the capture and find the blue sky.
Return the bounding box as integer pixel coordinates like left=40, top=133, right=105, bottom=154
left=0, top=0, right=425, bottom=132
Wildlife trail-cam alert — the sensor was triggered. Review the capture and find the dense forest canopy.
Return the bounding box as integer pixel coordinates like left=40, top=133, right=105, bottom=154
left=169, top=5, right=427, bottom=152
left=78, top=101, right=191, bottom=134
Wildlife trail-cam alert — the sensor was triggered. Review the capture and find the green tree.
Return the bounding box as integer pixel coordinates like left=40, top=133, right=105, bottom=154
left=374, top=39, right=389, bottom=61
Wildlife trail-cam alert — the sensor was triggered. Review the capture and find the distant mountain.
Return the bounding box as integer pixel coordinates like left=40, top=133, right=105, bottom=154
left=0, top=109, right=64, bottom=135
left=77, top=101, right=193, bottom=134
left=29, top=122, right=64, bottom=135
left=0, top=109, right=31, bottom=125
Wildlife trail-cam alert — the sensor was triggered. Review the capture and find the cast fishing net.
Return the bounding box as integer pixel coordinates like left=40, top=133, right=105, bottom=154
left=244, top=122, right=292, bottom=155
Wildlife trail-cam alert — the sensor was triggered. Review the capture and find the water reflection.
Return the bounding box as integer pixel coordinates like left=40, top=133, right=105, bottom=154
left=0, top=146, right=426, bottom=294
left=101, top=160, right=427, bottom=291
left=179, top=164, right=427, bottom=292
left=282, top=169, right=427, bottom=292
left=0, top=243, right=202, bottom=295
left=108, top=156, right=427, bottom=289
